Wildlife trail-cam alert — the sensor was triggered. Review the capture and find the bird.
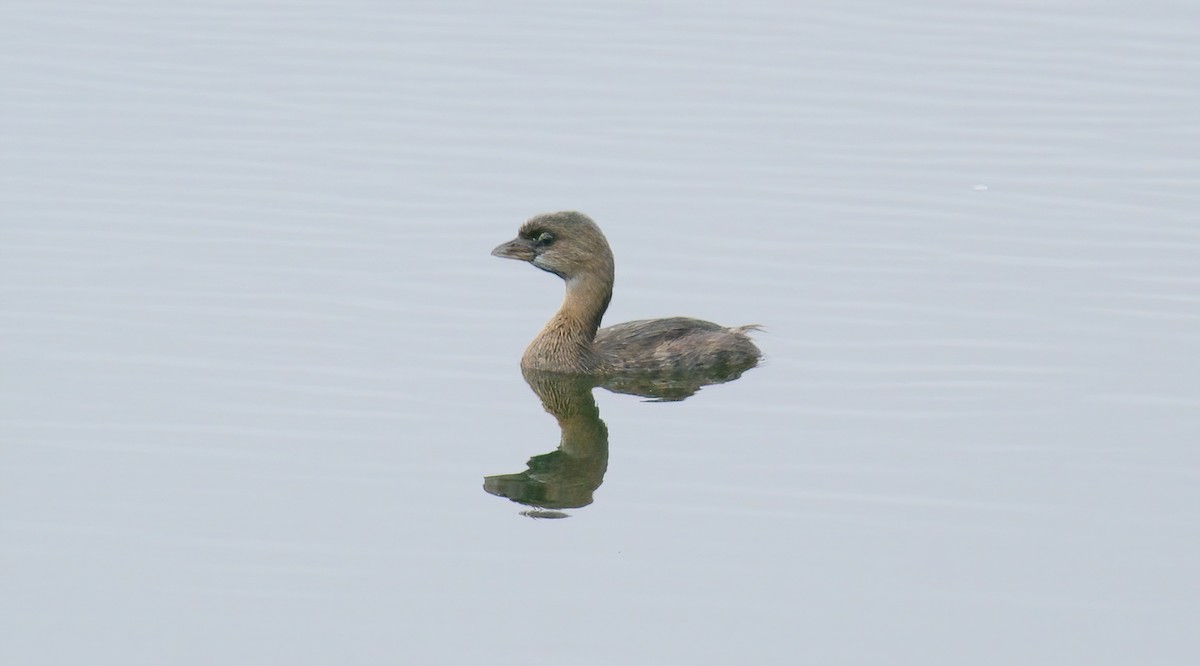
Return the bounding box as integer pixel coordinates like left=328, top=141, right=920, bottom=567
left=492, top=211, right=761, bottom=377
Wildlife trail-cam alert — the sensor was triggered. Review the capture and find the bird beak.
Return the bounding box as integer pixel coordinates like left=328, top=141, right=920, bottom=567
left=491, top=237, right=536, bottom=261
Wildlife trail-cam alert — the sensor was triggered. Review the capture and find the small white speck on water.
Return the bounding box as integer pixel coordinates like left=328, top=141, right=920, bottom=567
left=973, top=184, right=989, bottom=191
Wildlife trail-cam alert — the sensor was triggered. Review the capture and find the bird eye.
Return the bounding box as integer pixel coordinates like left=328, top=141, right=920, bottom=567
left=534, top=232, right=554, bottom=246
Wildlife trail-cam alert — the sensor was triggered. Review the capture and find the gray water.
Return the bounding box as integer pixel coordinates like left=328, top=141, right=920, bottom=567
left=3, top=1, right=1199, bottom=664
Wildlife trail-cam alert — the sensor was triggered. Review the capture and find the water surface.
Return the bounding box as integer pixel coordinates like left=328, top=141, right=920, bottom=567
left=2, top=1, right=1198, bottom=664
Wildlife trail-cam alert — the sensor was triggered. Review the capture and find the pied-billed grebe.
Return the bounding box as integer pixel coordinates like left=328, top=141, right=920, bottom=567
left=492, top=211, right=761, bottom=375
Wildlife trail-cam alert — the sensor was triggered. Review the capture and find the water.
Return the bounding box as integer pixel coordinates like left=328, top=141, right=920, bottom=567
left=3, top=1, right=1198, bottom=664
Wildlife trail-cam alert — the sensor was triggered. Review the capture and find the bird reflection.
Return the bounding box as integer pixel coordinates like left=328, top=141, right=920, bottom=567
left=483, top=370, right=608, bottom=518
left=483, top=363, right=755, bottom=517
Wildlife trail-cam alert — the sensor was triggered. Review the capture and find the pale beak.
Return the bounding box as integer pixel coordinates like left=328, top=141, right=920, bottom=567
left=491, top=237, right=536, bottom=261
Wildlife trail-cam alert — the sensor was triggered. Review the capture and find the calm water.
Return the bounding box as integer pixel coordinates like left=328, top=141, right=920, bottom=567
left=3, top=1, right=1199, bottom=664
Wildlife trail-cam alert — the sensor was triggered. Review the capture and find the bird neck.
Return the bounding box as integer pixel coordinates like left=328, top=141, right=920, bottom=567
left=522, top=271, right=613, bottom=373
left=558, top=272, right=613, bottom=341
